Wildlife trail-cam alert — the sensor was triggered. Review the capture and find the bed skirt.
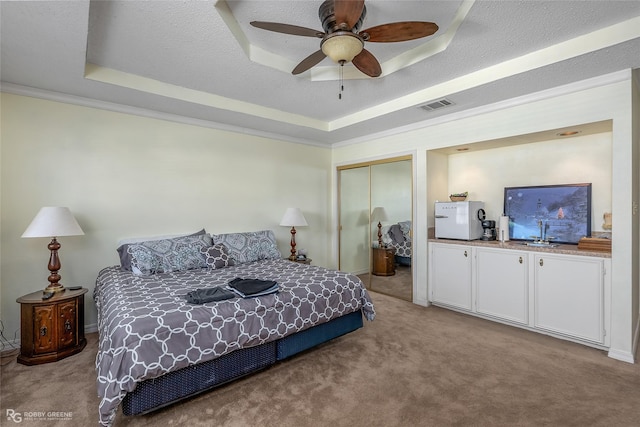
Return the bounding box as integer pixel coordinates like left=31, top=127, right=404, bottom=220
left=395, top=255, right=411, bottom=266
left=122, top=309, right=364, bottom=416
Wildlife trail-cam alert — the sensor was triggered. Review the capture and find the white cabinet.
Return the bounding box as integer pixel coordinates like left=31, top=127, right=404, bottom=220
left=429, top=243, right=472, bottom=310
left=475, top=248, right=528, bottom=325
left=428, top=242, right=610, bottom=348
left=533, top=253, right=605, bottom=344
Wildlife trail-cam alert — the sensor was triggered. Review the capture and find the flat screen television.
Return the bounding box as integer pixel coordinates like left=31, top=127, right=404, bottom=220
left=503, top=183, right=592, bottom=244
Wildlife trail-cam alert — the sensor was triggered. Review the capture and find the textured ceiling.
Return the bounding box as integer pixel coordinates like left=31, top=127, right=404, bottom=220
left=1, top=0, right=640, bottom=146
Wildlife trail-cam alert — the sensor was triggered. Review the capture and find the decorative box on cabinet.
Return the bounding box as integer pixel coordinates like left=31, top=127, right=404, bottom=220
left=372, top=247, right=395, bottom=276
left=16, top=288, right=87, bottom=365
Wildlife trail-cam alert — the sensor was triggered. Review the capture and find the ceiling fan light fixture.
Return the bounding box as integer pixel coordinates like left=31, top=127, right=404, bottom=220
left=321, top=32, right=363, bottom=63
left=251, top=0, right=437, bottom=77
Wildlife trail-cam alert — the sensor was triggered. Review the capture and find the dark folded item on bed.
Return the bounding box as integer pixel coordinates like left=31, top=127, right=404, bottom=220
left=227, top=277, right=278, bottom=298
left=184, top=286, right=236, bottom=304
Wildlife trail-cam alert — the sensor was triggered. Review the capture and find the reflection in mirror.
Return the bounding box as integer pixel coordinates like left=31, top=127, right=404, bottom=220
left=370, top=160, right=412, bottom=301
left=338, top=158, right=412, bottom=302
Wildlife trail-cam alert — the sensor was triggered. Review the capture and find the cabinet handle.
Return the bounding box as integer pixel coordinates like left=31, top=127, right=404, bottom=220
left=519, top=256, right=523, bottom=264
left=39, top=326, right=47, bottom=336
left=539, top=258, right=544, bottom=267
left=464, top=250, right=468, bottom=257
left=64, top=319, right=72, bottom=332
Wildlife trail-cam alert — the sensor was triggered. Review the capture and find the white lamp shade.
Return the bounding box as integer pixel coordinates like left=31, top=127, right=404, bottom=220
left=22, top=207, right=85, bottom=238
left=279, top=208, right=308, bottom=227
left=371, top=207, right=389, bottom=223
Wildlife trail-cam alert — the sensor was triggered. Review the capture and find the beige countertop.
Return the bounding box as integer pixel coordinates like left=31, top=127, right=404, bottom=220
left=428, top=238, right=611, bottom=258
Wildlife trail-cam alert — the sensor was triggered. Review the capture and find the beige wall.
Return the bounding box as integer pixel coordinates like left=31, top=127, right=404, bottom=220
left=446, top=133, right=612, bottom=230
left=0, top=93, right=332, bottom=337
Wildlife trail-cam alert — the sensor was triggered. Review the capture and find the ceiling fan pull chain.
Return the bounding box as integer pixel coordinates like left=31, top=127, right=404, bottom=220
left=339, top=61, right=345, bottom=100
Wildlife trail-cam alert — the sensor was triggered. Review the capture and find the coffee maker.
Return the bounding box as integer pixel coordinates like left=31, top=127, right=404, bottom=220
left=477, top=209, right=497, bottom=241
left=481, top=220, right=497, bottom=240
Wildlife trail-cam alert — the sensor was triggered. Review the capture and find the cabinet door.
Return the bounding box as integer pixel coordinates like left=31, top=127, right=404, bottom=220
left=534, top=254, right=604, bottom=343
left=430, top=244, right=472, bottom=310
left=58, top=299, right=77, bottom=349
left=476, top=248, right=528, bottom=324
left=33, top=305, right=56, bottom=354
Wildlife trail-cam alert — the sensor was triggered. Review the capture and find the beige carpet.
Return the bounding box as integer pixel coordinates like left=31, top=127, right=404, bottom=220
left=359, top=264, right=412, bottom=301
left=2, top=291, right=640, bottom=426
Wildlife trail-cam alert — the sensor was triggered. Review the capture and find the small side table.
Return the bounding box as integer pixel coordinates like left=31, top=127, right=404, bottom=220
left=372, top=247, right=396, bottom=276
left=16, top=288, right=87, bottom=365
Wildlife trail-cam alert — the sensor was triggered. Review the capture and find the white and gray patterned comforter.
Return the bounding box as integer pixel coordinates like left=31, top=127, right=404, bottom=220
left=94, top=259, right=375, bottom=426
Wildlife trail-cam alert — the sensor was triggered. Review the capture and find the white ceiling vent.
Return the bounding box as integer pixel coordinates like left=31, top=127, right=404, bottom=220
left=419, top=98, right=455, bottom=112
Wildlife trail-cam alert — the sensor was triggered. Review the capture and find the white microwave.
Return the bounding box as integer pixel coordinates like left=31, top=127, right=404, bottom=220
left=434, top=201, right=485, bottom=240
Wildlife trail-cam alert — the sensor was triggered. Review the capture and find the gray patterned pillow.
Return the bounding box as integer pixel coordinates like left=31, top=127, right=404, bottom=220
left=200, top=243, right=235, bottom=269
left=117, top=229, right=206, bottom=271
left=211, top=230, right=281, bottom=264
left=128, top=234, right=212, bottom=276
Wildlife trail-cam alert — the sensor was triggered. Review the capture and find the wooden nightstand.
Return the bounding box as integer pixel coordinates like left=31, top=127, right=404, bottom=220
left=16, top=288, right=87, bottom=365
left=372, top=247, right=396, bottom=276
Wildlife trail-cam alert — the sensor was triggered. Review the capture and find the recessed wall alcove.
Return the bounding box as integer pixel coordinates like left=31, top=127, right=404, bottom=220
left=426, top=120, right=613, bottom=234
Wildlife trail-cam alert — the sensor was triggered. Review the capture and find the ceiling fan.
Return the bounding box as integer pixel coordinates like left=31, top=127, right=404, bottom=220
left=250, top=0, right=439, bottom=78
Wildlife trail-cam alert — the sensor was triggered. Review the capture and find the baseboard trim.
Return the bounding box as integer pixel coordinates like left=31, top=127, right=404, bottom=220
left=607, top=348, right=636, bottom=364
left=414, top=298, right=429, bottom=307
left=610, top=315, right=640, bottom=364
left=632, top=315, right=640, bottom=361
left=85, top=323, right=98, bottom=334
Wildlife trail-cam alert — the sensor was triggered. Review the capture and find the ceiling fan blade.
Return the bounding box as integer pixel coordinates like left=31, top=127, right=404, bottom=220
left=250, top=21, right=324, bottom=38
left=334, top=0, right=365, bottom=29
left=292, top=50, right=327, bottom=75
left=363, top=22, right=439, bottom=42
left=352, top=49, right=382, bottom=78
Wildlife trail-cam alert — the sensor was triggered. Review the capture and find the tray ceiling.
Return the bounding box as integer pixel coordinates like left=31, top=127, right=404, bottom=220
left=1, top=0, right=639, bottom=146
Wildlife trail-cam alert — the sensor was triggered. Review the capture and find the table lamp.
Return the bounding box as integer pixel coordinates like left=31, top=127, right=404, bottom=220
left=280, top=208, right=308, bottom=261
left=371, top=206, right=389, bottom=247
left=22, top=207, right=84, bottom=293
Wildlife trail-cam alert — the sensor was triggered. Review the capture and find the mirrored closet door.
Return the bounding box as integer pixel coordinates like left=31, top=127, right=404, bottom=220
left=338, top=157, right=413, bottom=301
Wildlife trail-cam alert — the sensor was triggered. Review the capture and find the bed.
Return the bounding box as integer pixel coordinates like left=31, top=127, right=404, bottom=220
left=381, top=220, right=412, bottom=266
left=94, top=230, right=375, bottom=426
